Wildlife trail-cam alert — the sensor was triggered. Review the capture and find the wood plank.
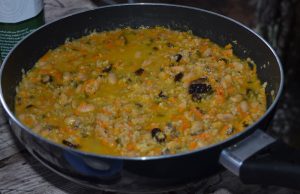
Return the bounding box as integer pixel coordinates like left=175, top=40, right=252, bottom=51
left=254, top=0, right=298, bottom=59
left=0, top=124, right=24, bottom=161
left=0, top=105, right=8, bottom=126
left=0, top=150, right=296, bottom=194
left=0, top=151, right=104, bottom=194
left=44, top=0, right=97, bottom=23
left=0, top=106, right=24, bottom=161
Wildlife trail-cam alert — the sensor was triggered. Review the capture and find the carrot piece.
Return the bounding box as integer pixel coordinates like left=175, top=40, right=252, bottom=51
left=237, top=106, right=248, bottom=118
left=100, top=108, right=113, bottom=116
left=126, top=143, right=135, bottom=151
left=172, top=115, right=191, bottom=131
left=97, top=120, right=109, bottom=129
left=168, top=97, right=177, bottom=104
left=189, top=141, right=197, bottom=150
left=221, top=125, right=230, bottom=134
left=223, top=49, right=233, bottom=57
left=225, top=44, right=232, bottom=49
left=178, top=106, right=185, bottom=113
left=215, top=86, right=225, bottom=96
left=22, top=116, right=35, bottom=126
left=191, top=107, right=202, bottom=120
left=197, top=133, right=209, bottom=140
left=181, top=120, right=190, bottom=131
left=215, top=95, right=225, bottom=104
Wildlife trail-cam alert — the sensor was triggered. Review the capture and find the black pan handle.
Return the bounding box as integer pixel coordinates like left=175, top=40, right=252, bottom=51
left=219, top=130, right=300, bottom=189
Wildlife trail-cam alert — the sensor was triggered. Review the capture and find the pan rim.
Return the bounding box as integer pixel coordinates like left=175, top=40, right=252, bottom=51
left=0, top=2, right=284, bottom=161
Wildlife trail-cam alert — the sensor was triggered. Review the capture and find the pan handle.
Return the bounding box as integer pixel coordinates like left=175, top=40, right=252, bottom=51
left=219, top=129, right=300, bottom=189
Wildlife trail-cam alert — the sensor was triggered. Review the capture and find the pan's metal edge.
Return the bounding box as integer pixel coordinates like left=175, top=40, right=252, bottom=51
left=0, top=3, right=284, bottom=161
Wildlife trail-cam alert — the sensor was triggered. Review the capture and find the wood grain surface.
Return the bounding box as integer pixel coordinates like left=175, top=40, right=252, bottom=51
left=0, top=1, right=298, bottom=193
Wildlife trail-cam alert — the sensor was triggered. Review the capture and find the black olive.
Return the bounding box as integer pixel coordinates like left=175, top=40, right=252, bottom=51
left=246, top=88, right=257, bottom=98
left=25, top=104, right=34, bottom=109
left=174, top=72, right=184, bottom=82
left=102, top=64, right=113, bottom=73
left=166, top=42, right=174, bottom=48
left=149, top=38, right=154, bottom=43
left=218, top=58, right=228, bottom=64
left=41, top=75, right=53, bottom=84
left=152, top=47, right=159, bottom=51
left=174, top=54, right=182, bottom=62
left=98, top=73, right=105, bottom=77
left=243, top=122, right=249, bottom=128
left=72, top=120, right=81, bottom=129
left=70, top=80, right=79, bottom=88
left=248, top=62, right=254, bottom=70
left=196, top=50, right=201, bottom=57
left=161, top=148, right=171, bottom=155
left=191, top=93, right=203, bottom=102
left=151, top=128, right=161, bottom=138
left=135, top=68, right=144, bottom=75
left=151, top=128, right=161, bottom=137
left=246, top=88, right=252, bottom=95
left=166, top=123, right=179, bottom=138
left=115, top=138, right=122, bottom=146
left=126, top=78, right=132, bottom=83
left=135, top=103, right=143, bottom=108
left=226, top=127, right=234, bottom=135
left=151, top=128, right=166, bottom=143
left=43, top=125, right=57, bottom=131
left=188, top=78, right=213, bottom=102
left=158, top=91, right=168, bottom=99
left=189, top=83, right=212, bottom=95
left=62, top=140, right=80, bottom=149
left=196, top=107, right=204, bottom=114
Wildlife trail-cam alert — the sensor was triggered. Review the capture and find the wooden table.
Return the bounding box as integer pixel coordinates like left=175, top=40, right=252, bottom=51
left=0, top=1, right=298, bottom=193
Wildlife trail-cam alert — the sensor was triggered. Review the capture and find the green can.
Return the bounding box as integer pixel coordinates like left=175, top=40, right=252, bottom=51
left=0, top=0, right=45, bottom=61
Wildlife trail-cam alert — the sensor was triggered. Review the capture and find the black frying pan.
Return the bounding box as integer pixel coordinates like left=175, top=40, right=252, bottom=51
left=0, top=3, right=298, bottom=193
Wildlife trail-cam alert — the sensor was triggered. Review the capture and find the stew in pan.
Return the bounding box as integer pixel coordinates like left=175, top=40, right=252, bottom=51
left=15, top=27, right=266, bottom=156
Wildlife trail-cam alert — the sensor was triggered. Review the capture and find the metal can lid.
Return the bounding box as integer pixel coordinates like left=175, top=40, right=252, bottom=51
left=0, top=0, right=43, bottom=23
